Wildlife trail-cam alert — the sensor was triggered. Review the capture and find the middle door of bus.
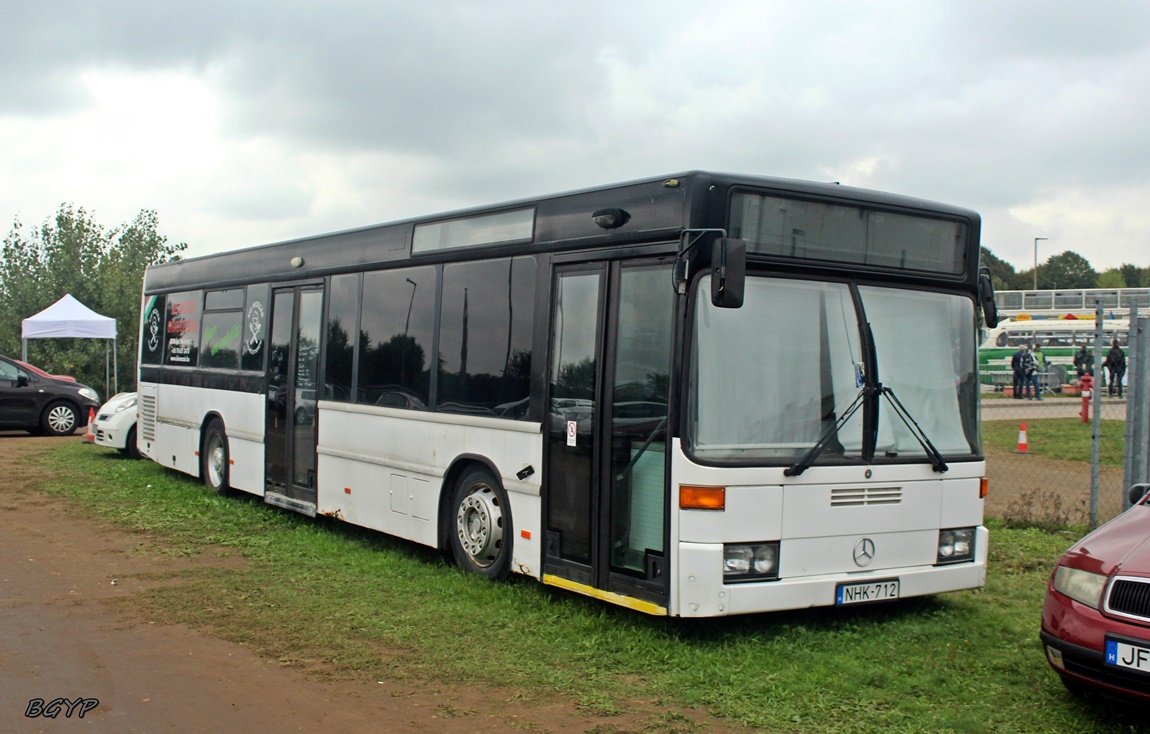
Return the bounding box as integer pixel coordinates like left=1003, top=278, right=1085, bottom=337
left=543, top=260, right=674, bottom=610
left=265, top=284, right=323, bottom=515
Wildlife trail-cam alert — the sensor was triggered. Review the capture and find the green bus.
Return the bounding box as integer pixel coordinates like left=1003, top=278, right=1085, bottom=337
left=979, top=318, right=1130, bottom=390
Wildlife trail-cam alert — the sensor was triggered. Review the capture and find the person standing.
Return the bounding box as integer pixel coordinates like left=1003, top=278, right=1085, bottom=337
left=1011, top=344, right=1027, bottom=399
left=1074, top=344, right=1089, bottom=378
left=1104, top=339, right=1126, bottom=397
left=1020, top=345, right=1038, bottom=400
left=1029, top=343, right=1046, bottom=400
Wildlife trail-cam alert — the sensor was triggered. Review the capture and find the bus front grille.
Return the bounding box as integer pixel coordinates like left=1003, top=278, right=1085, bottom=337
left=830, top=487, right=902, bottom=507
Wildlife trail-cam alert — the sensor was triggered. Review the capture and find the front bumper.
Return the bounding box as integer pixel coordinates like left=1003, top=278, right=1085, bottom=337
left=91, top=411, right=136, bottom=450
left=1041, top=585, right=1150, bottom=703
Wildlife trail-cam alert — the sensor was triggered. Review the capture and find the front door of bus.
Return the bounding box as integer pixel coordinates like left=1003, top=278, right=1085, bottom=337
left=543, top=262, right=673, bottom=610
left=265, top=285, right=323, bottom=514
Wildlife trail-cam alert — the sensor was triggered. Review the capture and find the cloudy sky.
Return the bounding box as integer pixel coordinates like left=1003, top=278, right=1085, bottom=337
left=2, top=0, right=1148, bottom=274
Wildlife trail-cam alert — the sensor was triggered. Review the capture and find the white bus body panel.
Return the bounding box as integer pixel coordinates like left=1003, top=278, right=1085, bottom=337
left=136, top=381, right=265, bottom=496
left=669, top=439, right=986, bottom=617
left=316, top=401, right=544, bottom=578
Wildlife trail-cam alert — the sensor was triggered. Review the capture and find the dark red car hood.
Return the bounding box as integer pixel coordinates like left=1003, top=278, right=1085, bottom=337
left=1062, top=505, right=1150, bottom=577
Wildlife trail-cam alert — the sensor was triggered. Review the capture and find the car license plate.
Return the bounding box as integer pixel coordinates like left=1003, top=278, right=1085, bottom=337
left=1106, top=637, right=1150, bottom=674
left=836, top=579, right=899, bottom=605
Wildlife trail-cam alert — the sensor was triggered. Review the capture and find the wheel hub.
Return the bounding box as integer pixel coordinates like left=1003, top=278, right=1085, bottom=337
left=48, top=406, right=75, bottom=433
left=456, top=486, right=503, bottom=567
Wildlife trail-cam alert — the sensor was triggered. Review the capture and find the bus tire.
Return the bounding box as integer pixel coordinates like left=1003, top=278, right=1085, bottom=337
left=449, top=467, right=512, bottom=581
left=201, top=420, right=231, bottom=495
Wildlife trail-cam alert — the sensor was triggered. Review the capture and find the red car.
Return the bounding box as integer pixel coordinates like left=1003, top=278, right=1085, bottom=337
left=15, top=359, right=76, bottom=382
left=1042, top=483, right=1150, bottom=702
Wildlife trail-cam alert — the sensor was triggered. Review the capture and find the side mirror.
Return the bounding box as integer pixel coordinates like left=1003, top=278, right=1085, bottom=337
left=978, top=268, right=999, bottom=328
left=711, top=238, right=746, bottom=309
left=16, top=374, right=29, bottom=388
left=1129, top=483, right=1150, bottom=507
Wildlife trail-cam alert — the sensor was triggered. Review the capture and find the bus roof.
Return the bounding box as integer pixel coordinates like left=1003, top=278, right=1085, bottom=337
left=144, top=171, right=980, bottom=293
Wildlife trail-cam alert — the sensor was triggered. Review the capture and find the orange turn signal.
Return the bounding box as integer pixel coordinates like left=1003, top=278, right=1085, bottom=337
left=680, top=485, right=726, bottom=510
left=979, top=477, right=989, bottom=499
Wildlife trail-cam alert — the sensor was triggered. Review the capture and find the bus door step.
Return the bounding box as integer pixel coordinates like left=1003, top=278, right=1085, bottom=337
left=264, top=492, right=317, bottom=517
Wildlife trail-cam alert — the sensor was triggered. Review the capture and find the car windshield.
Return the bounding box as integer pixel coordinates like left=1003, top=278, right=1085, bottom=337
left=688, top=275, right=979, bottom=463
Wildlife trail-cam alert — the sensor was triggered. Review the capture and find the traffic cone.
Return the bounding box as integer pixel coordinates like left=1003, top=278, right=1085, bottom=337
left=1014, top=421, right=1029, bottom=453
left=82, top=407, right=96, bottom=443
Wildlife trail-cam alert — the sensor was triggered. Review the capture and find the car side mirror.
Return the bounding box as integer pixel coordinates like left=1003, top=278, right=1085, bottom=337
left=1129, top=483, right=1150, bottom=507
left=16, top=374, right=29, bottom=388
left=711, top=238, right=746, bottom=309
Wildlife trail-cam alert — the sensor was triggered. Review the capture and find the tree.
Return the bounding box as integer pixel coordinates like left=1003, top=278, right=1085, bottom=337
left=1097, top=269, right=1126, bottom=288
left=1036, top=250, right=1097, bottom=290
left=1119, top=263, right=1144, bottom=288
left=979, top=247, right=1022, bottom=290
left=0, top=205, right=186, bottom=395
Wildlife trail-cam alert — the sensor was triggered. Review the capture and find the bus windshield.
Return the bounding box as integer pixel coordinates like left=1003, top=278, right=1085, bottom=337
left=689, top=276, right=979, bottom=463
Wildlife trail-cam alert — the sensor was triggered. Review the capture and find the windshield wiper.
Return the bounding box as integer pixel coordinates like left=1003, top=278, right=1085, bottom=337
left=878, top=386, right=948, bottom=473
left=784, top=389, right=866, bottom=477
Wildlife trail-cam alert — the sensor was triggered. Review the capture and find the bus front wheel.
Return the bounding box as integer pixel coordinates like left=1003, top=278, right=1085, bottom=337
left=449, top=468, right=512, bottom=581
left=201, top=420, right=231, bottom=495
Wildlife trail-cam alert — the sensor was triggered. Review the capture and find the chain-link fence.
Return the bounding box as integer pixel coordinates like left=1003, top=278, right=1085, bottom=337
left=982, top=308, right=1148, bottom=529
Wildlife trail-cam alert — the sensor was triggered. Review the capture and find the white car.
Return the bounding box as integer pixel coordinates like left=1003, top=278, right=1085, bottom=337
left=91, top=392, right=142, bottom=459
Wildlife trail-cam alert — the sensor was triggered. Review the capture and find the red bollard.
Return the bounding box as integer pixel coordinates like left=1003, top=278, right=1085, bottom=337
left=1079, top=373, right=1094, bottom=423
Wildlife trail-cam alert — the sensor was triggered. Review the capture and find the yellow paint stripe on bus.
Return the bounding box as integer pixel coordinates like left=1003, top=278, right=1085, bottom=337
left=542, top=574, right=667, bottom=616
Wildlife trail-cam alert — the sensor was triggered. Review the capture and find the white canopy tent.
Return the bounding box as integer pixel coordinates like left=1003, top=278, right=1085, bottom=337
left=21, top=294, right=118, bottom=395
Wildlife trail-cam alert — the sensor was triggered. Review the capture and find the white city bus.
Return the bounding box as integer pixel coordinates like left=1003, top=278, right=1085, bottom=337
left=136, top=172, right=993, bottom=616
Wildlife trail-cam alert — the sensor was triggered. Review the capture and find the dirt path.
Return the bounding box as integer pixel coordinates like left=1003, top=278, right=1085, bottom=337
left=0, top=434, right=722, bottom=734
left=983, top=443, right=1127, bottom=525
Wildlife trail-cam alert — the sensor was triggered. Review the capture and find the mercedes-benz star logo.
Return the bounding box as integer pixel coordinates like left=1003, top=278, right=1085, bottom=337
left=853, top=538, right=876, bottom=567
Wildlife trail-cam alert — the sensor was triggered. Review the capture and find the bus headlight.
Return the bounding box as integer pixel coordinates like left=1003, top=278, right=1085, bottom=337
left=937, top=528, right=975, bottom=564
left=723, top=542, right=780, bottom=582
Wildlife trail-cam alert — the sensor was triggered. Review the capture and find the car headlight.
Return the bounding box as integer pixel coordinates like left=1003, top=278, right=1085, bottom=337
left=78, top=387, right=99, bottom=402
left=1052, top=565, right=1107, bottom=609
left=115, top=397, right=137, bottom=412
left=937, top=527, right=976, bottom=564
left=723, top=542, right=780, bottom=583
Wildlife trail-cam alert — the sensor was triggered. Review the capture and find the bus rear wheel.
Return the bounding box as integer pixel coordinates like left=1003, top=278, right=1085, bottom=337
left=449, top=468, right=512, bottom=581
left=201, top=420, right=231, bottom=495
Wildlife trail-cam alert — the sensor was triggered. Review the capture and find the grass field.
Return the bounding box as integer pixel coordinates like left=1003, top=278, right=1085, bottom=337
left=982, top=418, right=1126, bottom=467
left=20, top=441, right=1144, bottom=733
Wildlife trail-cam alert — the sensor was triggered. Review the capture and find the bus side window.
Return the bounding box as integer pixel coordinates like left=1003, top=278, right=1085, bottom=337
left=359, top=266, right=436, bottom=408
left=325, top=274, right=359, bottom=402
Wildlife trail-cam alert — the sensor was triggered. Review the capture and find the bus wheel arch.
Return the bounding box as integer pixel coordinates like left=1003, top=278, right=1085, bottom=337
left=442, top=458, right=513, bottom=581
left=200, top=416, right=231, bottom=495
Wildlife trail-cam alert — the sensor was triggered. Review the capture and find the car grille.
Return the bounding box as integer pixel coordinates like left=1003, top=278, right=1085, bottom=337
left=1107, top=577, right=1150, bottom=622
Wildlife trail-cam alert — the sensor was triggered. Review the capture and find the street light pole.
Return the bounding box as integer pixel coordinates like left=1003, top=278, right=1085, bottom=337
left=1033, top=237, right=1048, bottom=289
